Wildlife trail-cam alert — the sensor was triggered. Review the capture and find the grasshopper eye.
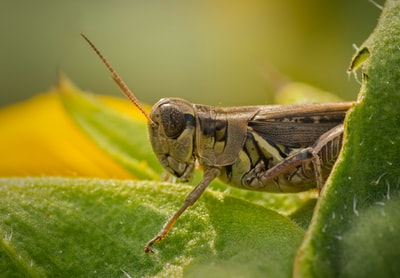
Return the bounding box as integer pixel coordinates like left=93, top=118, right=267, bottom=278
left=160, top=104, right=186, bottom=138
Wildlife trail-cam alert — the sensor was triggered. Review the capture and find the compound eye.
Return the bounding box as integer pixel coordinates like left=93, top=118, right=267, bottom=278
left=160, top=104, right=186, bottom=138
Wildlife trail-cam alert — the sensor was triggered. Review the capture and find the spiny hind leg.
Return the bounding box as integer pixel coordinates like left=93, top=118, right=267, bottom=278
left=242, top=147, right=322, bottom=191
left=242, top=124, right=344, bottom=192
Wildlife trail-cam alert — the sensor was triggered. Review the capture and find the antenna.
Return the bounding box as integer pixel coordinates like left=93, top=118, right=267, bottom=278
left=81, top=33, right=155, bottom=125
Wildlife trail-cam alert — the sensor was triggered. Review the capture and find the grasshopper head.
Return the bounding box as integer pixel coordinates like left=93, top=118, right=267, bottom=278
left=148, top=98, right=196, bottom=182
left=80, top=35, right=196, bottom=181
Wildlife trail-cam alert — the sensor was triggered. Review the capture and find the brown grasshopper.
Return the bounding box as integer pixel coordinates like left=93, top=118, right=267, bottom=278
left=81, top=34, right=353, bottom=253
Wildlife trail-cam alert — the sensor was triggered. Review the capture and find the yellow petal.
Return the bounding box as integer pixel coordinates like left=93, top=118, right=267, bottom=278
left=0, top=80, right=139, bottom=179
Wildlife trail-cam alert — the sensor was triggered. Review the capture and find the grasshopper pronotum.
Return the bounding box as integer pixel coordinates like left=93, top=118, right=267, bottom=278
left=81, top=34, right=353, bottom=253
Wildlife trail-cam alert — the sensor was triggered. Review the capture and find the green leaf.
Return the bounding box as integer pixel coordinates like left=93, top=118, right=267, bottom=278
left=0, top=177, right=304, bottom=277
left=59, top=90, right=162, bottom=180
left=295, top=1, right=400, bottom=277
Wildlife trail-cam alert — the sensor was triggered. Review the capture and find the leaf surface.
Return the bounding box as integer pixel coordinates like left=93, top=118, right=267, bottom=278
left=295, top=2, right=400, bottom=277
left=0, top=177, right=305, bottom=277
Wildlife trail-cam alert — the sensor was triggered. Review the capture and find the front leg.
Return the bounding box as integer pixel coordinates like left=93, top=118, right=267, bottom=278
left=144, top=166, right=221, bottom=253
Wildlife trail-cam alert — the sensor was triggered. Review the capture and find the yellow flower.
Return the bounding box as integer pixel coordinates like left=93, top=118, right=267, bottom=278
left=0, top=78, right=157, bottom=179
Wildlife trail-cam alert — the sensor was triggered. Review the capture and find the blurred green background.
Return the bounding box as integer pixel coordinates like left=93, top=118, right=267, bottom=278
left=0, top=0, right=380, bottom=107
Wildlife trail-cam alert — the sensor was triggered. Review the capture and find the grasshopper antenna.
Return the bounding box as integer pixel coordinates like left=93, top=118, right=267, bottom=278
left=81, top=33, right=155, bottom=125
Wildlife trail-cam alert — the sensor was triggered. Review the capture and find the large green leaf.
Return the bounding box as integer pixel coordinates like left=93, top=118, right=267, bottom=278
left=0, top=177, right=304, bottom=277
left=295, top=1, right=400, bottom=277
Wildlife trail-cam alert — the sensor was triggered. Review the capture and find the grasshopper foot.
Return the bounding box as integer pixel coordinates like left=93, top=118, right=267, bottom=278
left=144, top=236, right=162, bottom=253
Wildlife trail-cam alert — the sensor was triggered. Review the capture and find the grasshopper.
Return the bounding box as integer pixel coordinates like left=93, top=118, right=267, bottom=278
left=81, top=34, right=353, bottom=253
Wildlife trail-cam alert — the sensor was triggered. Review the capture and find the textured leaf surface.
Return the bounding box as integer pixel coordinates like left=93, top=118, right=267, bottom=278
left=295, top=1, right=400, bottom=277
left=0, top=177, right=304, bottom=277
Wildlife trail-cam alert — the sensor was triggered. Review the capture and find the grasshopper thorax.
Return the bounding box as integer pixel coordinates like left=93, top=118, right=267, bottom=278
left=148, top=98, right=197, bottom=182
